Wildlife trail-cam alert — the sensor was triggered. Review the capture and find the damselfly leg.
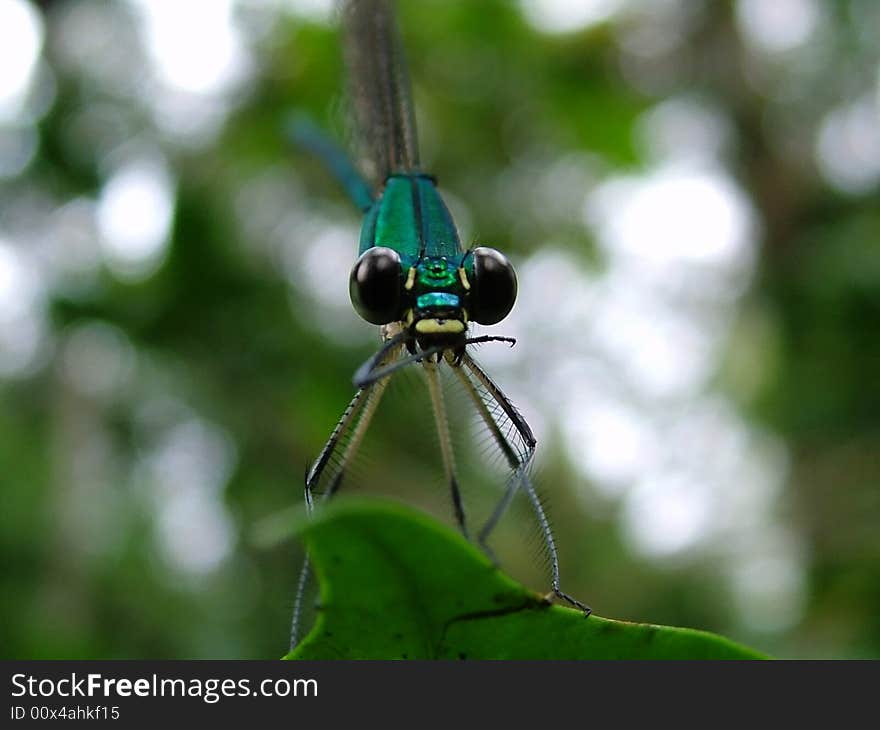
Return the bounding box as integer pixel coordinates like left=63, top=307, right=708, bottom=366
left=291, top=339, right=589, bottom=650
left=424, top=359, right=469, bottom=541
left=454, top=353, right=591, bottom=616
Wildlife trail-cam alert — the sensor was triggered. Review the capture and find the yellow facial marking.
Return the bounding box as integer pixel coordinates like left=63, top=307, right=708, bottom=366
left=404, top=267, right=417, bottom=291
left=414, top=318, right=466, bottom=335
left=458, top=267, right=471, bottom=291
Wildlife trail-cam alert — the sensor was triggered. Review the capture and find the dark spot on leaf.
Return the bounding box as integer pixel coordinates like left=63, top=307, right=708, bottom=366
left=392, top=632, right=403, bottom=640
left=458, top=652, right=467, bottom=660
left=402, top=653, right=408, bottom=659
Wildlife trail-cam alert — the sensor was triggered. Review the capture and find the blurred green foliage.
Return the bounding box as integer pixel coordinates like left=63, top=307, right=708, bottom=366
left=1, top=0, right=878, bottom=659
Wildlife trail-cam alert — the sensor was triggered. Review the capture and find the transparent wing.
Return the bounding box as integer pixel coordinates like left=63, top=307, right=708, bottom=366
left=304, top=383, right=387, bottom=507
left=291, top=341, right=401, bottom=650
left=454, top=352, right=590, bottom=613
left=341, top=0, right=420, bottom=185
left=452, top=353, right=536, bottom=543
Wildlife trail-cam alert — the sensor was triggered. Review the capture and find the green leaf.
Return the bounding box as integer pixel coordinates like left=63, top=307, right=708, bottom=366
left=284, top=499, right=767, bottom=660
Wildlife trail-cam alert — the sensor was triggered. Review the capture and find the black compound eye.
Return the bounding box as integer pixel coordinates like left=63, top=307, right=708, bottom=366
left=469, top=246, right=517, bottom=325
left=349, top=247, right=403, bottom=324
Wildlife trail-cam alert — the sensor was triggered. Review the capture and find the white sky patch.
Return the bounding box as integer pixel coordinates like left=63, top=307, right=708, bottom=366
left=0, top=124, right=37, bottom=178
left=613, top=397, right=793, bottom=567
left=520, top=0, right=624, bottom=35
left=276, top=0, right=335, bottom=23
left=736, top=0, right=820, bottom=55
left=149, top=90, right=231, bottom=147
left=44, top=198, right=103, bottom=284
left=586, top=164, right=754, bottom=275
left=636, top=97, right=731, bottom=165
left=815, top=94, right=880, bottom=195
left=281, top=217, right=372, bottom=345
left=563, top=393, right=660, bottom=495
left=21, top=61, right=56, bottom=124
left=0, top=0, right=43, bottom=123
left=623, top=471, right=714, bottom=557
left=53, top=1, right=143, bottom=97
left=130, top=0, right=249, bottom=96
left=497, top=248, right=597, bottom=347
left=298, top=224, right=354, bottom=309
left=0, top=238, right=40, bottom=319
left=145, top=417, right=238, bottom=576
left=0, top=238, right=47, bottom=377
left=587, top=274, right=721, bottom=399
left=96, top=157, right=176, bottom=281
left=156, top=488, right=236, bottom=576
left=616, top=0, right=693, bottom=64
left=728, top=528, right=806, bottom=633
left=0, top=307, right=45, bottom=377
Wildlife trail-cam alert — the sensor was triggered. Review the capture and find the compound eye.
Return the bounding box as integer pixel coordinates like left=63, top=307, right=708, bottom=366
left=469, top=247, right=517, bottom=325
left=349, top=247, right=403, bottom=324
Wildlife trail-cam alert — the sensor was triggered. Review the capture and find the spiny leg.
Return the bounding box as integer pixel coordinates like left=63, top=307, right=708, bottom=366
left=289, top=552, right=312, bottom=650
left=305, top=388, right=369, bottom=514
left=290, top=373, right=393, bottom=650
left=520, top=468, right=590, bottom=615
left=460, top=353, right=590, bottom=616
left=451, top=364, right=521, bottom=566
left=459, top=353, right=533, bottom=542
left=424, top=359, right=469, bottom=541
left=291, top=388, right=367, bottom=650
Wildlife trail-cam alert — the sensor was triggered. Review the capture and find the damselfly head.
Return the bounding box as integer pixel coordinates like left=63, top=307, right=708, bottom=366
left=349, top=246, right=518, bottom=348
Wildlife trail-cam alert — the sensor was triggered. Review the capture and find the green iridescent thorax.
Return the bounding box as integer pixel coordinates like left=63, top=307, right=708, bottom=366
left=359, top=174, right=462, bottom=266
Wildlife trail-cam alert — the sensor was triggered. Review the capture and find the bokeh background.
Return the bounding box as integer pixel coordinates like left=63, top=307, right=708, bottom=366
left=2, top=0, right=878, bottom=659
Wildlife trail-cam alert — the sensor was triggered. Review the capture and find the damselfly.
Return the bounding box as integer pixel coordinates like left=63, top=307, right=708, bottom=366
left=289, top=0, right=589, bottom=650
